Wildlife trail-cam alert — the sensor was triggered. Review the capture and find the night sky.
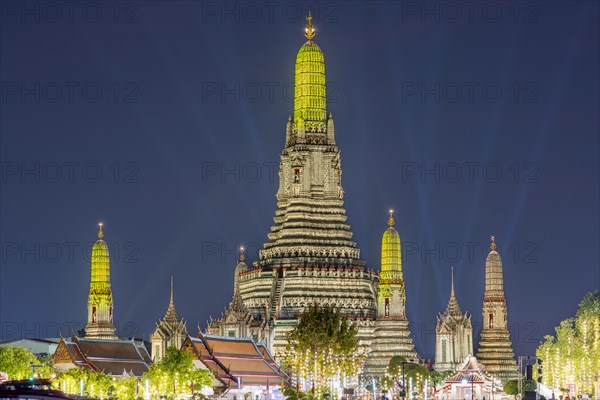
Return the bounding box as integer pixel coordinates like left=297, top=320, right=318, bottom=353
left=1, top=1, right=598, bottom=361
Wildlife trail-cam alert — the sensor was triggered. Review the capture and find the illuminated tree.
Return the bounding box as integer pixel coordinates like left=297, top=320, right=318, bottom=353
left=283, top=305, right=362, bottom=393
left=112, top=376, right=139, bottom=399
left=381, top=356, right=405, bottom=391
left=405, top=364, right=429, bottom=396
left=58, top=368, right=113, bottom=399
left=284, top=386, right=316, bottom=400
left=144, top=346, right=212, bottom=399
left=0, top=346, right=44, bottom=380
left=504, top=379, right=538, bottom=399
left=429, top=369, right=453, bottom=390
left=380, top=356, right=430, bottom=397
left=535, top=291, right=600, bottom=397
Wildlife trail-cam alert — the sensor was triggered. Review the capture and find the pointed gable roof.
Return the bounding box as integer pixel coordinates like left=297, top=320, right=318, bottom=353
left=437, top=267, right=471, bottom=332
left=153, top=277, right=187, bottom=339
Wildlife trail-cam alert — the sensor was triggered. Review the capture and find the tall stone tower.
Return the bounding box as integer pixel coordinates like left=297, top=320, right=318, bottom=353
left=208, top=14, right=378, bottom=358
left=435, top=267, right=473, bottom=372
left=85, top=223, right=117, bottom=339
left=363, top=211, right=418, bottom=377
left=151, top=277, right=188, bottom=361
left=476, top=236, right=518, bottom=383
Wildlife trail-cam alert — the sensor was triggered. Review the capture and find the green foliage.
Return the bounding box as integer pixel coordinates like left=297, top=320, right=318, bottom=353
left=504, top=380, right=542, bottom=400
left=144, top=346, right=213, bottom=399
left=576, top=291, right=600, bottom=319
left=429, top=370, right=453, bottom=387
left=0, top=346, right=43, bottom=380
left=283, top=304, right=362, bottom=388
left=405, top=364, right=429, bottom=380
left=58, top=347, right=211, bottom=400
left=387, top=356, right=406, bottom=377
left=381, top=356, right=430, bottom=395
left=284, top=386, right=316, bottom=400
left=535, top=290, right=600, bottom=396
left=35, top=355, right=54, bottom=378
left=504, top=379, right=519, bottom=396
left=112, top=376, right=139, bottom=400
left=58, top=367, right=113, bottom=399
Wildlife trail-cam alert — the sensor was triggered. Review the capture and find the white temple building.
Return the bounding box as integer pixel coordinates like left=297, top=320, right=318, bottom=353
left=435, top=267, right=473, bottom=372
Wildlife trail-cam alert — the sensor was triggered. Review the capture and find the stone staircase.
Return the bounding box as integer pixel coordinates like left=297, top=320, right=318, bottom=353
left=269, top=277, right=283, bottom=320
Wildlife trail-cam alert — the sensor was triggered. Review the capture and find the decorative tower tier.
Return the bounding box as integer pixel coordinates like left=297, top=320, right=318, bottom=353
left=85, top=223, right=117, bottom=340
left=435, top=267, right=473, bottom=372
left=476, top=236, right=518, bottom=383
left=210, top=14, right=378, bottom=359
left=363, top=211, right=418, bottom=377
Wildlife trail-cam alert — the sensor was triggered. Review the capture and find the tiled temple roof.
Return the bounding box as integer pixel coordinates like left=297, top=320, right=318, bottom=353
left=183, top=334, right=290, bottom=388
left=53, top=336, right=150, bottom=377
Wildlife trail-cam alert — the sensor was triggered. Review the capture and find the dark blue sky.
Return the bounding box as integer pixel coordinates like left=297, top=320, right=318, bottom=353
left=1, top=1, right=598, bottom=360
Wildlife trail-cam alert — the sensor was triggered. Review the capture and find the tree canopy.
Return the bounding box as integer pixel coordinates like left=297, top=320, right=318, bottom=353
left=57, top=346, right=212, bottom=400
left=145, top=346, right=213, bottom=399
left=0, top=346, right=46, bottom=380
left=283, top=304, right=362, bottom=389
left=536, top=290, right=600, bottom=396
left=504, top=379, right=537, bottom=397
left=380, top=355, right=430, bottom=398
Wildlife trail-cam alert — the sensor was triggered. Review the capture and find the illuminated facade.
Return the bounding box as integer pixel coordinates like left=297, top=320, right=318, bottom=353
left=84, top=223, right=117, bottom=340
left=476, top=236, right=518, bottom=383
left=434, top=267, right=473, bottom=372
left=208, top=15, right=395, bottom=363
left=363, top=211, right=418, bottom=376
left=439, top=356, right=503, bottom=400
left=150, top=277, right=187, bottom=362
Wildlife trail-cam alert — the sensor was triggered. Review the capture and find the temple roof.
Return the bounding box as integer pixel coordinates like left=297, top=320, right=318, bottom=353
left=53, top=336, right=150, bottom=377
left=443, top=356, right=495, bottom=386
left=183, top=334, right=289, bottom=388
left=163, top=277, right=185, bottom=325
left=437, top=267, right=472, bottom=333
left=457, top=355, right=487, bottom=372
left=444, top=267, right=463, bottom=316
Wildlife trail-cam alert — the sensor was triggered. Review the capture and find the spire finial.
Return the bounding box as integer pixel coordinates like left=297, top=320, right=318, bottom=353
left=239, top=246, right=246, bottom=262
left=169, top=275, right=174, bottom=306
left=98, top=222, right=104, bottom=239
left=304, top=11, right=315, bottom=40
left=490, top=235, right=497, bottom=251
left=388, top=209, right=395, bottom=227
left=450, top=266, right=456, bottom=298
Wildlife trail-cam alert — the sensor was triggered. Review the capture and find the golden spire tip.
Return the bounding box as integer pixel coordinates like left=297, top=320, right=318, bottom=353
left=304, top=11, right=315, bottom=41
left=240, top=245, right=246, bottom=262
left=98, top=222, right=104, bottom=239
left=490, top=235, right=497, bottom=251
left=450, top=266, right=455, bottom=297
left=387, top=209, right=395, bottom=226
